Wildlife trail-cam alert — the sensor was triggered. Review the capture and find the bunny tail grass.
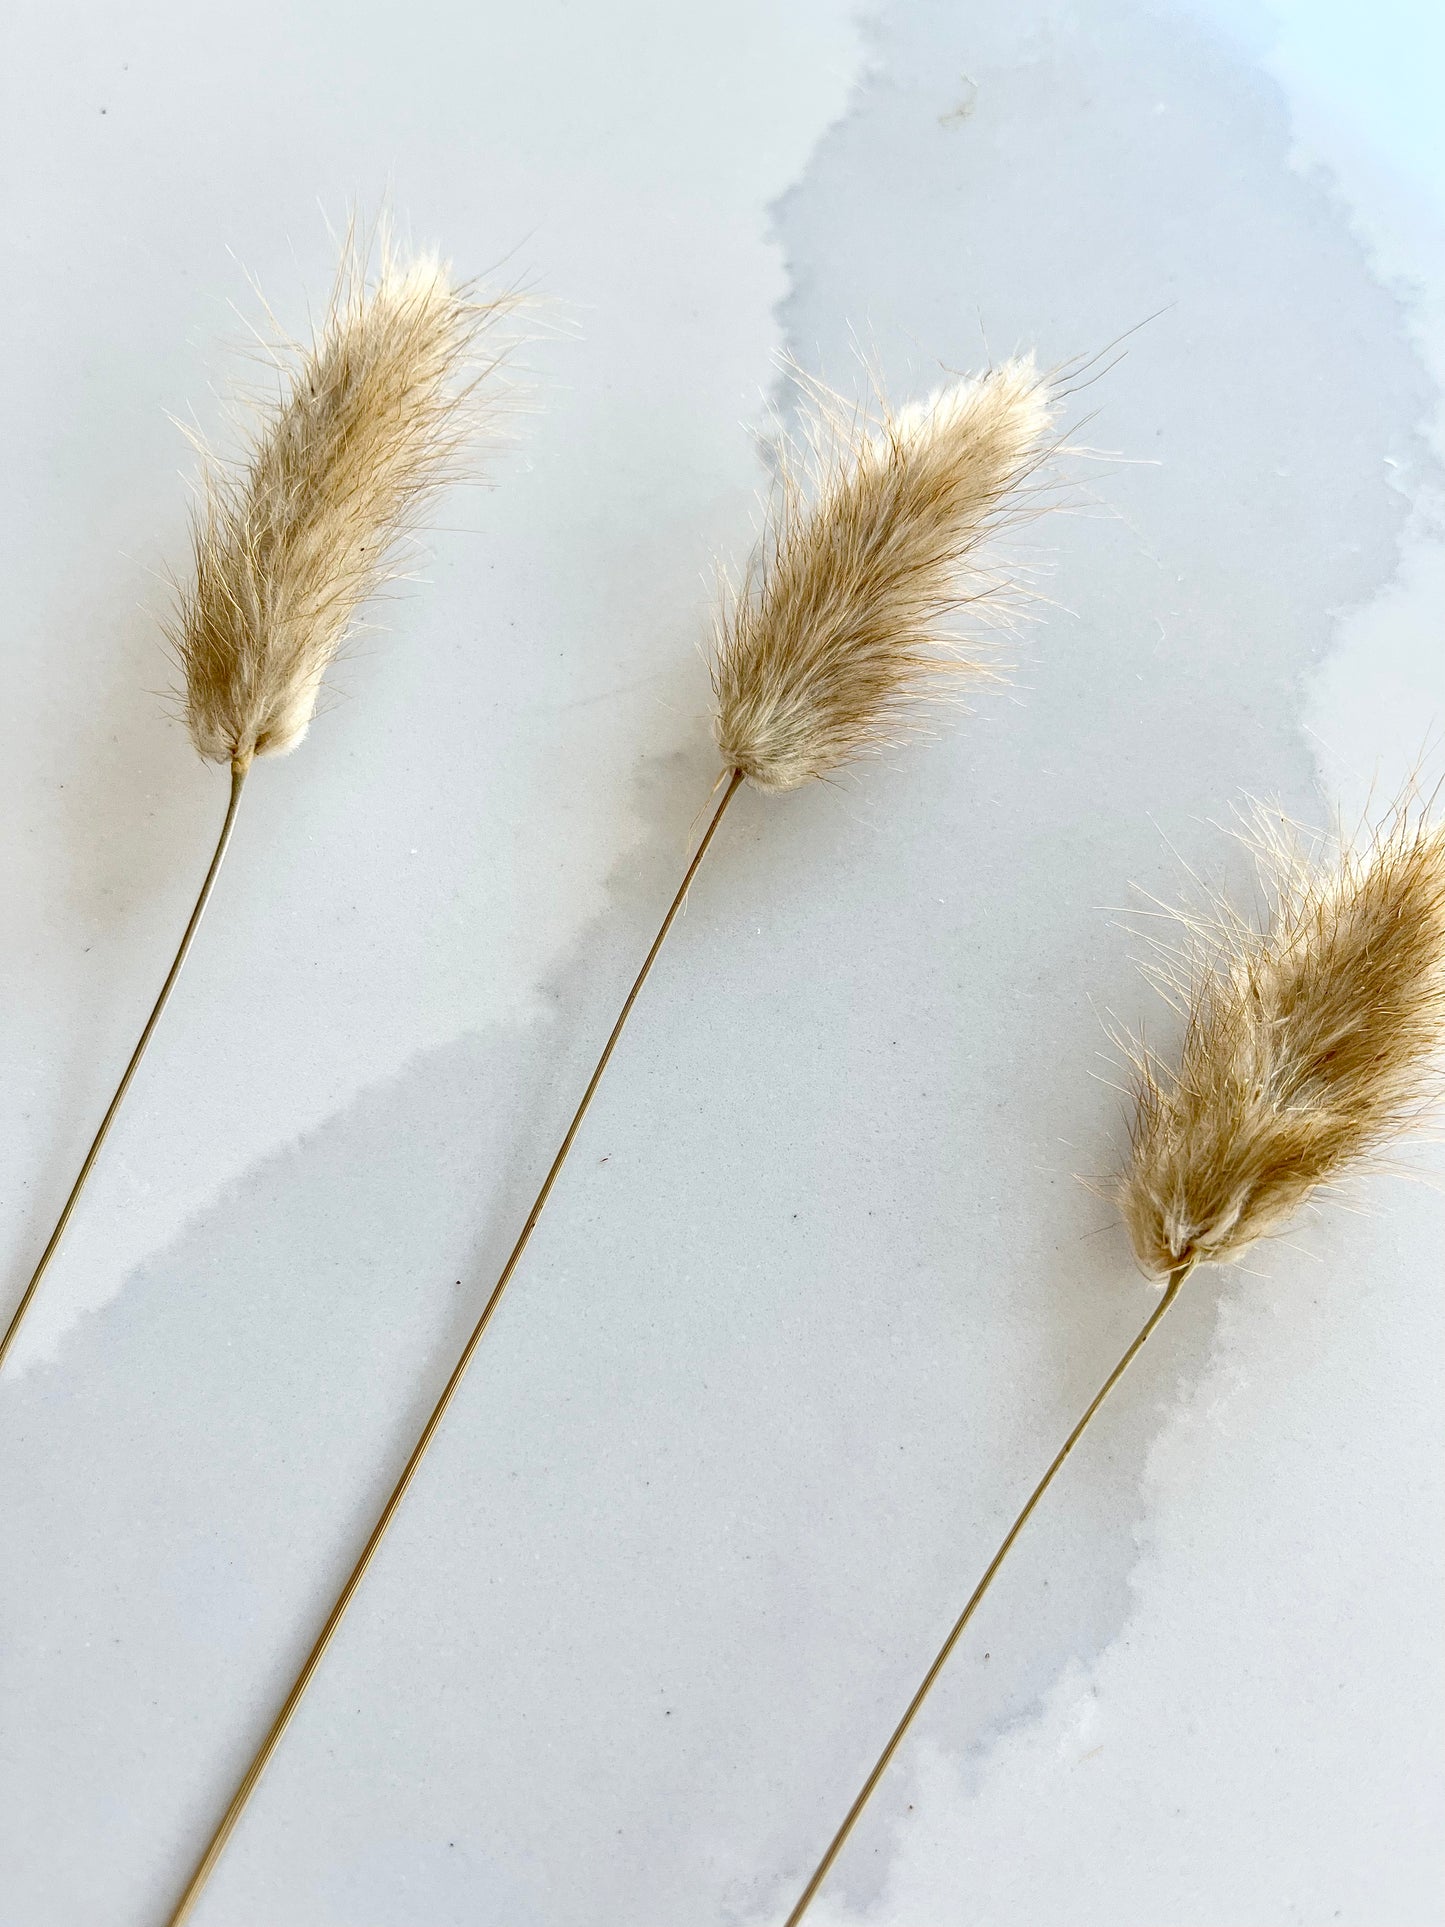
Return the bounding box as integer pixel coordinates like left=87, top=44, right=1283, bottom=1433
left=163, top=769, right=744, bottom=1927
left=780, top=789, right=1445, bottom=1922
left=779, top=1260, right=1191, bottom=1927
left=1117, top=798, right=1445, bottom=1275
left=175, top=236, right=508, bottom=767
left=4, top=234, right=511, bottom=1383
left=713, top=357, right=1057, bottom=791
left=0, top=764, right=248, bottom=1379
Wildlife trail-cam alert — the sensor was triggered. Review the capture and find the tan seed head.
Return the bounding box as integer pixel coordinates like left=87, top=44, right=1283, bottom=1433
left=1118, top=800, right=1445, bottom=1278
left=172, top=238, right=517, bottom=771
left=712, top=358, right=1057, bottom=792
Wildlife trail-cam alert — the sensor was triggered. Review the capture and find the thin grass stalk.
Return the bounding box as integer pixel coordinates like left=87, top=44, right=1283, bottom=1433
left=164, top=769, right=744, bottom=1927
left=0, top=764, right=249, bottom=1376
left=780, top=1259, right=1191, bottom=1926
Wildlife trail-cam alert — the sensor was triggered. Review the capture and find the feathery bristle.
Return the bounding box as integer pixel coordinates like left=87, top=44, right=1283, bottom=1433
left=711, top=358, right=1057, bottom=792
left=173, top=240, right=515, bottom=769
left=1117, top=801, right=1445, bottom=1278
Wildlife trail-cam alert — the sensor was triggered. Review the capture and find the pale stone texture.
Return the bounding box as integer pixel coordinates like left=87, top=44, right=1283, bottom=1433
left=1, top=2, right=1440, bottom=1924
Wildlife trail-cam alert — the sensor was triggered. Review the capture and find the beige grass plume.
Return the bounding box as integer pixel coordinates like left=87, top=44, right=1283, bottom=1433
left=1118, top=801, right=1445, bottom=1275
left=176, top=241, right=503, bottom=770
left=1, top=231, right=517, bottom=1381
left=162, top=353, right=1066, bottom=1924
left=714, top=358, right=1056, bottom=790
left=780, top=790, right=1445, bottom=1924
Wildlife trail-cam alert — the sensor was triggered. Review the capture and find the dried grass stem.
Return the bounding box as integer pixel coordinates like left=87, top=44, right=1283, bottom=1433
left=780, top=1262, right=1190, bottom=1925
left=0, top=766, right=248, bottom=1378
left=164, top=771, right=744, bottom=1925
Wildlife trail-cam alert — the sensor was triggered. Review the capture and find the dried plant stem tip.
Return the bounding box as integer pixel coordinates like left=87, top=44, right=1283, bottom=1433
left=0, top=765, right=248, bottom=1379
left=164, top=769, right=745, bottom=1927
left=780, top=1261, right=1191, bottom=1926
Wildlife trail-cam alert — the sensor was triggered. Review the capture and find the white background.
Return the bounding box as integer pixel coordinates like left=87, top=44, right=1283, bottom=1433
left=2, top=1, right=1442, bottom=1922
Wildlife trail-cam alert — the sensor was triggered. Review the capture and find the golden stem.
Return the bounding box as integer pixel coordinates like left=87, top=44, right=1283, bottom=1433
left=164, top=765, right=746, bottom=1927
left=781, top=1259, right=1193, bottom=1927
left=0, top=760, right=250, bottom=1379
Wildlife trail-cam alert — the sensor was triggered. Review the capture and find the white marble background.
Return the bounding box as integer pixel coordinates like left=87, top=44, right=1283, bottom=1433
left=1, top=1, right=1442, bottom=1923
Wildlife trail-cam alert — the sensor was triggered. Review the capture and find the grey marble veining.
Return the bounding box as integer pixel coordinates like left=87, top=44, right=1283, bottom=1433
left=1, top=2, right=1441, bottom=1924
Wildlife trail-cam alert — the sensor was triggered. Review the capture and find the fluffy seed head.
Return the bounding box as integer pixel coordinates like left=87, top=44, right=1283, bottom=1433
left=173, top=239, right=515, bottom=769
left=712, top=358, right=1056, bottom=791
left=1117, top=801, right=1445, bottom=1278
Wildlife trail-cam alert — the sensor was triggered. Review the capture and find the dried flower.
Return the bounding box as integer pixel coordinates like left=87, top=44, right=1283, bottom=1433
left=175, top=239, right=513, bottom=770
left=1, top=230, right=519, bottom=1382
left=712, top=358, right=1056, bottom=791
left=779, top=789, right=1445, bottom=1926
left=1118, top=801, right=1445, bottom=1276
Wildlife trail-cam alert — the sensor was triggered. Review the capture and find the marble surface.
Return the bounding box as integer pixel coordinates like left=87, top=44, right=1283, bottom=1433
left=1, top=1, right=1442, bottom=1922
